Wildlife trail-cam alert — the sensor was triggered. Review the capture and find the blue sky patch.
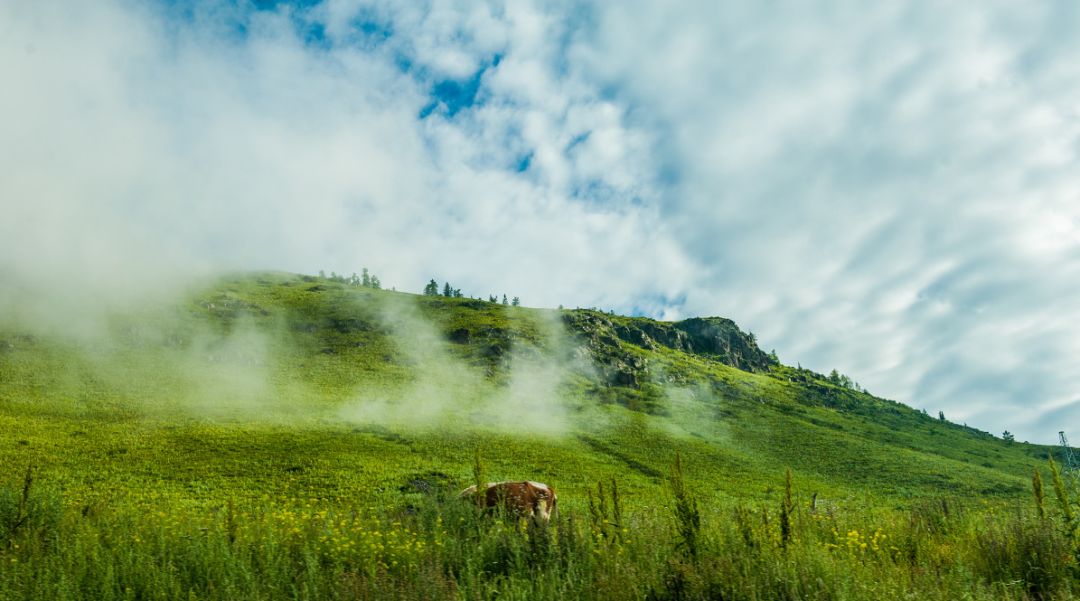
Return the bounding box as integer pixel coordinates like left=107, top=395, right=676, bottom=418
left=250, top=0, right=321, bottom=10
left=628, top=293, right=688, bottom=319
left=345, top=10, right=395, bottom=51
left=565, top=132, right=590, bottom=153
left=420, top=67, right=487, bottom=119
left=515, top=152, right=533, bottom=173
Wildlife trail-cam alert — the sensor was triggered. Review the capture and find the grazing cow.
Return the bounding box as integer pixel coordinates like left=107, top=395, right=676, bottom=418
left=459, top=481, right=557, bottom=523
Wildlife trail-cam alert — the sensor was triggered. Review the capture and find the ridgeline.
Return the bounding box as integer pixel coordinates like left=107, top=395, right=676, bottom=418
left=2, top=271, right=1077, bottom=600
left=0, top=271, right=1054, bottom=505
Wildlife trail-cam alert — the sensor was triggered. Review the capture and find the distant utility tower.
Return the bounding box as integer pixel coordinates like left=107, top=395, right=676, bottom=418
left=1060, top=431, right=1078, bottom=475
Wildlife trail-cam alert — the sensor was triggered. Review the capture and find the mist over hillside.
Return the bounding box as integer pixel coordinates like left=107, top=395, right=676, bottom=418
left=0, top=270, right=1063, bottom=504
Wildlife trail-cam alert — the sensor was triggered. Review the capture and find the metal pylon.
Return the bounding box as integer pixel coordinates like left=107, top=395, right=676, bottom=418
left=1060, top=431, right=1078, bottom=475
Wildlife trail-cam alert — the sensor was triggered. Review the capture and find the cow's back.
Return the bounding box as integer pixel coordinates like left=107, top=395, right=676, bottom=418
left=461, top=480, right=557, bottom=522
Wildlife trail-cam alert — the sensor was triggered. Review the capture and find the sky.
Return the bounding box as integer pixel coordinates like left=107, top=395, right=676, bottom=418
left=2, top=0, right=1079, bottom=444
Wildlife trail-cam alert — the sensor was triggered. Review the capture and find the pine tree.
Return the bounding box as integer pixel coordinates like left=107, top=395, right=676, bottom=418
left=361, top=268, right=371, bottom=288
left=443, top=282, right=452, bottom=297
left=511, top=296, right=520, bottom=307
left=424, top=279, right=439, bottom=296
left=502, top=294, right=509, bottom=306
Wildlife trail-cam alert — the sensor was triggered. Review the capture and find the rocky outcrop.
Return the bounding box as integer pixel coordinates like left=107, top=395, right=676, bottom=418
left=562, top=311, right=774, bottom=382
left=670, top=317, right=773, bottom=372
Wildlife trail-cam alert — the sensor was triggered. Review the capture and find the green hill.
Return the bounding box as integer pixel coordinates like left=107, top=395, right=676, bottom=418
left=0, top=271, right=1055, bottom=506
left=2, top=271, right=1076, bottom=600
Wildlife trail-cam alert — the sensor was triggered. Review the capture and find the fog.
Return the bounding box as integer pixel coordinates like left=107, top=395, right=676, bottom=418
left=337, top=295, right=582, bottom=437
left=0, top=274, right=606, bottom=438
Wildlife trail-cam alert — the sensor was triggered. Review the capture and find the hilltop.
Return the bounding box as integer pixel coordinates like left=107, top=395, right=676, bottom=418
left=0, top=271, right=1057, bottom=508
left=4, top=270, right=1079, bottom=600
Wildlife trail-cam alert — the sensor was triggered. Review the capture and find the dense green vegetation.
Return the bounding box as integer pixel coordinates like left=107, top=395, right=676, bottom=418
left=1, top=271, right=1077, bottom=599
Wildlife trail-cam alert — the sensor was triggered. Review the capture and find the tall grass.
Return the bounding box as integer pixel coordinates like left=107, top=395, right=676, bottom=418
left=669, top=452, right=700, bottom=561
left=3, top=469, right=1078, bottom=600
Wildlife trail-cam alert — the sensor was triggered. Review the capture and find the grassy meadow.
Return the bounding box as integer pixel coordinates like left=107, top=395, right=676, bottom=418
left=1, top=272, right=1077, bottom=599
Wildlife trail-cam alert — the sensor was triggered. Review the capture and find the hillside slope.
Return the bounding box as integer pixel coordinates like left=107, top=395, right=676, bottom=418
left=0, top=271, right=1060, bottom=509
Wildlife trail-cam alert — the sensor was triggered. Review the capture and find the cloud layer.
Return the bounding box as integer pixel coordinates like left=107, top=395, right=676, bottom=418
left=2, top=0, right=1078, bottom=443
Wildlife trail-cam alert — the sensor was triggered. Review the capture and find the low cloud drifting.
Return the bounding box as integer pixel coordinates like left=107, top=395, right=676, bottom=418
left=338, top=297, right=581, bottom=436
left=2, top=1, right=1078, bottom=443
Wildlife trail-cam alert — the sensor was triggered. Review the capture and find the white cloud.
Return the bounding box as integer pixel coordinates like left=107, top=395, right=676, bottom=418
left=3, top=0, right=1079, bottom=443
left=573, top=2, right=1080, bottom=444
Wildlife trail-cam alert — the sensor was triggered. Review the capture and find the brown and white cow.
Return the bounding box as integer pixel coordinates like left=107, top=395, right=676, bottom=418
left=459, top=481, right=557, bottom=523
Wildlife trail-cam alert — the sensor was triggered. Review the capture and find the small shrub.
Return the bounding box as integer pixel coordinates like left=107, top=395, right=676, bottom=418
left=670, top=452, right=700, bottom=560
left=972, top=511, right=1075, bottom=601
left=1033, top=467, right=1047, bottom=521
left=588, top=478, right=623, bottom=544
left=780, top=468, right=794, bottom=549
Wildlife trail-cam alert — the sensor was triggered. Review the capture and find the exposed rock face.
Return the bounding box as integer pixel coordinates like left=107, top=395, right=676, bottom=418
left=669, top=317, right=773, bottom=372
left=562, top=311, right=774, bottom=386
left=559, top=312, right=646, bottom=388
